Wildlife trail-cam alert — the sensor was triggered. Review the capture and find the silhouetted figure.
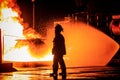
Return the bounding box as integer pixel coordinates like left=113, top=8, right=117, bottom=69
left=50, top=24, right=66, bottom=80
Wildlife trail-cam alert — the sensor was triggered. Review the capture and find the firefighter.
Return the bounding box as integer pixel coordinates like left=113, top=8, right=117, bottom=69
left=50, top=24, right=66, bottom=79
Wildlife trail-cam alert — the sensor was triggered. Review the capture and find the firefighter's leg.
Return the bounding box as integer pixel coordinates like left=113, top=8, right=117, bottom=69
left=52, top=55, right=59, bottom=77
left=59, top=56, right=66, bottom=76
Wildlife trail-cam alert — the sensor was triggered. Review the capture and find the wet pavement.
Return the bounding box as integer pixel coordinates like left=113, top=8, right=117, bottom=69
left=0, top=66, right=120, bottom=80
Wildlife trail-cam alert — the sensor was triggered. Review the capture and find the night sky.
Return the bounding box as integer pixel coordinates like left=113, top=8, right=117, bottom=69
left=16, top=0, right=120, bottom=28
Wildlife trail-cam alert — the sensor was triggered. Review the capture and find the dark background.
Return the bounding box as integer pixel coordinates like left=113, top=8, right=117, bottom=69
left=16, top=0, right=120, bottom=27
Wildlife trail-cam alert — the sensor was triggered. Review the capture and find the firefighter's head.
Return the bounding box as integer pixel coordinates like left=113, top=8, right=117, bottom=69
left=55, top=24, right=63, bottom=33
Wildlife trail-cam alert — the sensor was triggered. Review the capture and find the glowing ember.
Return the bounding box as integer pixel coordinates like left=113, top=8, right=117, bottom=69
left=110, top=15, right=120, bottom=35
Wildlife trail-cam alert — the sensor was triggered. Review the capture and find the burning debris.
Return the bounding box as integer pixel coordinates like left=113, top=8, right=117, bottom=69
left=15, top=38, right=45, bottom=48
left=15, top=38, right=48, bottom=58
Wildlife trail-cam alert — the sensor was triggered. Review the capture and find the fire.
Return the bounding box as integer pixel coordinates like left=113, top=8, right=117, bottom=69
left=0, top=0, right=53, bottom=62
left=0, top=0, right=119, bottom=67
left=4, top=46, right=53, bottom=62
left=1, top=8, right=18, bottom=19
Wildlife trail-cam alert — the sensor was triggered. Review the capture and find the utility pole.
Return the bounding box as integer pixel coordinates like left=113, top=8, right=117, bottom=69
left=32, top=0, right=35, bottom=29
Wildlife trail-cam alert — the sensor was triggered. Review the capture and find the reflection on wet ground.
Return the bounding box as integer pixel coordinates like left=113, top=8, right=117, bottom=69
left=0, top=66, right=120, bottom=80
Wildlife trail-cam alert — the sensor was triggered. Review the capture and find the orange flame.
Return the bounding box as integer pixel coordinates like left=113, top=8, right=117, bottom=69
left=0, top=0, right=53, bottom=62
